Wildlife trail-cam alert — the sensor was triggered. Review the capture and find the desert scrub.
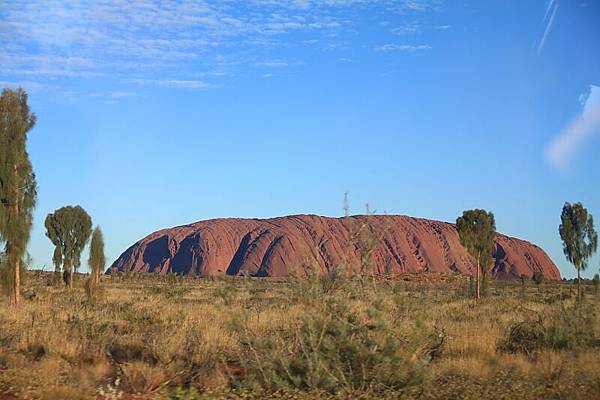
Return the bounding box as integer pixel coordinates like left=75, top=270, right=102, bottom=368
left=499, top=302, right=598, bottom=355
left=1, top=272, right=600, bottom=399
left=234, top=294, right=442, bottom=395
left=144, top=284, right=193, bottom=300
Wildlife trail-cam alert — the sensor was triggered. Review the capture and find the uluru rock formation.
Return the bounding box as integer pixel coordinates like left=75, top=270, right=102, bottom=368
left=108, top=215, right=561, bottom=280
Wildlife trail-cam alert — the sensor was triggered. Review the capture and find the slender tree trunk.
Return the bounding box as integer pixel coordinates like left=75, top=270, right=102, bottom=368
left=12, top=165, right=21, bottom=306
left=577, top=266, right=581, bottom=301
left=476, top=252, right=480, bottom=300
left=70, top=260, right=74, bottom=289
left=13, top=257, right=20, bottom=306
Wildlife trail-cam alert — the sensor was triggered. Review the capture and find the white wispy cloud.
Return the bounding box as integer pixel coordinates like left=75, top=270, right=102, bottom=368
left=256, top=61, right=289, bottom=68
left=546, top=85, right=600, bottom=170
left=0, top=0, right=443, bottom=92
left=87, top=91, right=137, bottom=99
left=392, top=22, right=421, bottom=35
left=131, top=79, right=213, bottom=89
left=396, top=0, right=430, bottom=12
left=3, top=68, right=106, bottom=78
left=374, top=43, right=431, bottom=52
left=537, top=0, right=559, bottom=54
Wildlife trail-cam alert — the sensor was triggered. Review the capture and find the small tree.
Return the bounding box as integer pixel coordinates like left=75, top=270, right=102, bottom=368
left=0, top=88, right=37, bottom=306
left=45, top=206, right=92, bottom=289
left=559, top=202, right=598, bottom=300
left=88, top=226, right=106, bottom=285
left=592, top=273, right=599, bottom=295
left=456, top=209, right=496, bottom=299
left=52, top=245, right=62, bottom=284
left=532, top=270, right=544, bottom=292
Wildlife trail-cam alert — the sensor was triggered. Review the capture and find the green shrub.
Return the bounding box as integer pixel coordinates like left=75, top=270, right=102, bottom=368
left=238, top=298, right=439, bottom=394
left=545, top=304, right=597, bottom=349
left=499, top=320, right=547, bottom=356
left=499, top=303, right=598, bottom=355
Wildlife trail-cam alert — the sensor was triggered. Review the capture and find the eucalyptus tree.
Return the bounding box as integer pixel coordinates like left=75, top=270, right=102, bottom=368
left=52, top=245, right=62, bottom=283
left=88, top=226, right=106, bottom=285
left=456, top=209, right=496, bottom=299
left=0, top=88, right=37, bottom=306
left=45, top=206, right=92, bottom=289
left=559, top=202, right=598, bottom=300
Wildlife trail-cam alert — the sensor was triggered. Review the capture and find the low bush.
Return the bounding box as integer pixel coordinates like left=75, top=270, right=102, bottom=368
left=499, top=303, right=598, bottom=355
left=237, top=297, right=441, bottom=394
left=2, top=271, right=600, bottom=399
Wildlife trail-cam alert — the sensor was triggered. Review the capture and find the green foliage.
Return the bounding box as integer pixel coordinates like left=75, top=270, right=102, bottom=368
left=559, top=202, right=598, bottom=272
left=88, top=226, right=106, bottom=283
left=456, top=209, right=496, bottom=297
left=288, top=256, right=349, bottom=301
left=240, top=297, right=437, bottom=394
left=500, top=320, right=548, bottom=356
left=560, top=202, right=598, bottom=273
left=499, top=303, right=598, bottom=356
left=51, top=245, right=62, bottom=284
left=0, top=87, right=37, bottom=301
left=52, top=245, right=62, bottom=272
left=559, top=202, right=598, bottom=299
left=44, top=205, right=92, bottom=286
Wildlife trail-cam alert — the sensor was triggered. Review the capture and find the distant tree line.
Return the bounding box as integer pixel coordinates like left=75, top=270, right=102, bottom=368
left=0, top=86, right=598, bottom=305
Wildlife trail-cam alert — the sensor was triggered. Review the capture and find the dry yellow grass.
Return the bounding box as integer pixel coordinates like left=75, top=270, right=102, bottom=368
left=0, top=271, right=598, bottom=399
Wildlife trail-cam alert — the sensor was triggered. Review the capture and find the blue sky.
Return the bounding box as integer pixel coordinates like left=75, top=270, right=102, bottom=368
left=1, top=0, right=599, bottom=278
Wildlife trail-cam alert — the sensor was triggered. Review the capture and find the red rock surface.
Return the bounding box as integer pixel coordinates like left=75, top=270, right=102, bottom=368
left=107, top=215, right=561, bottom=280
